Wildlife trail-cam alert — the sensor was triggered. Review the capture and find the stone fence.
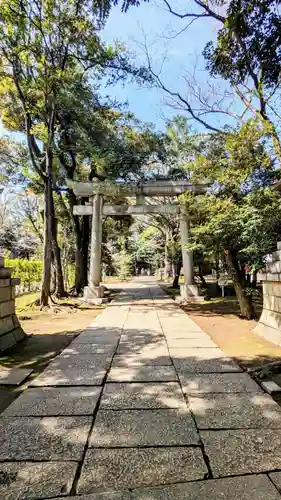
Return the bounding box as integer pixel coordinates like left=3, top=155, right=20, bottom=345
left=0, top=257, right=25, bottom=352
left=255, top=242, right=281, bottom=345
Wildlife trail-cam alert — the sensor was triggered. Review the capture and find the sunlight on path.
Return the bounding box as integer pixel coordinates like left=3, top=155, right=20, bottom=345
left=1, top=279, right=281, bottom=499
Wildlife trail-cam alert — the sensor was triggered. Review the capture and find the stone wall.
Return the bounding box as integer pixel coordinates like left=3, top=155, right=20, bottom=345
left=0, top=257, right=25, bottom=352
left=255, top=242, right=281, bottom=345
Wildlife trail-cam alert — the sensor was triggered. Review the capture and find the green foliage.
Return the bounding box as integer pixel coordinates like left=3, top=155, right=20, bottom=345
left=204, top=0, right=281, bottom=88
left=113, top=250, right=133, bottom=280
left=182, top=120, right=281, bottom=269
left=5, top=258, right=43, bottom=290
left=132, top=225, right=164, bottom=270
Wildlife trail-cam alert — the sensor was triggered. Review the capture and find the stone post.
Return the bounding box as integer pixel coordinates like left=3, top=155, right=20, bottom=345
left=179, top=211, right=201, bottom=299
left=83, top=194, right=107, bottom=304
left=0, top=256, right=25, bottom=352
left=255, top=241, right=281, bottom=345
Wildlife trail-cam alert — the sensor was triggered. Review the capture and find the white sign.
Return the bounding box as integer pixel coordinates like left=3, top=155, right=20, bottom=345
left=218, top=275, right=228, bottom=286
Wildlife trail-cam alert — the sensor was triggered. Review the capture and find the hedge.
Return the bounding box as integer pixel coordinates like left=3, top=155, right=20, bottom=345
left=5, top=258, right=43, bottom=291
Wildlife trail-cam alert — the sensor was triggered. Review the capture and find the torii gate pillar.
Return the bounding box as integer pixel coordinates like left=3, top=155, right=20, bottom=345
left=179, top=212, right=201, bottom=299
left=83, top=194, right=106, bottom=304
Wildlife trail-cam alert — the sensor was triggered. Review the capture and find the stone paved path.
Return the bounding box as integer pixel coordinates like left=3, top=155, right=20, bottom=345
left=2, top=280, right=281, bottom=499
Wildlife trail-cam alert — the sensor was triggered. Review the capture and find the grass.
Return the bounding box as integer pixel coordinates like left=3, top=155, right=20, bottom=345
left=15, top=292, right=40, bottom=312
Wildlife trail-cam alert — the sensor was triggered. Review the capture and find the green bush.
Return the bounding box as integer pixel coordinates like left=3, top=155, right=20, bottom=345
left=5, top=258, right=43, bottom=291
left=113, top=251, right=133, bottom=281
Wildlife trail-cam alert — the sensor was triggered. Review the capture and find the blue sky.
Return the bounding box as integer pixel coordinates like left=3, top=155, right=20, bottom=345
left=101, top=1, right=219, bottom=131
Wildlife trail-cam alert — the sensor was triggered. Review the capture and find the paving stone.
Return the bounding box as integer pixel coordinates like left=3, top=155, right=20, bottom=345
left=117, top=340, right=167, bottom=354
left=72, top=330, right=121, bottom=344
left=0, top=416, right=91, bottom=460
left=269, top=472, right=281, bottom=493
left=89, top=409, right=199, bottom=447
left=71, top=335, right=119, bottom=346
left=3, top=386, right=102, bottom=416
left=107, top=365, right=177, bottom=382
left=121, top=332, right=164, bottom=342
left=190, top=393, right=281, bottom=428
left=50, top=493, right=132, bottom=500
left=0, top=461, right=78, bottom=500
left=167, top=336, right=217, bottom=349
left=133, top=475, right=281, bottom=499
left=48, top=354, right=112, bottom=370
left=31, top=367, right=107, bottom=386
left=112, top=354, right=172, bottom=367
left=166, top=336, right=216, bottom=348
left=0, top=367, right=33, bottom=386
left=100, top=382, right=186, bottom=409
left=173, top=348, right=242, bottom=373
left=78, top=447, right=207, bottom=493
left=62, top=343, right=117, bottom=355
left=261, top=380, right=281, bottom=394
left=179, top=372, right=262, bottom=394
left=200, top=429, right=281, bottom=476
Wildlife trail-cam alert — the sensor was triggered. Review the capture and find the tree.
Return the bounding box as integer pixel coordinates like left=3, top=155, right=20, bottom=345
left=182, top=119, right=281, bottom=319
left=0, top=0, right=150, bottom=304
left=203, top=0, right=281, bottom=160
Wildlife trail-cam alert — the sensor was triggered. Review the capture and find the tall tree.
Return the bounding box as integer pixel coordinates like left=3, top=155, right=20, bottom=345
left=0, top=0, right=148, bottom=304
left=182, top=119, right=281, bottom=319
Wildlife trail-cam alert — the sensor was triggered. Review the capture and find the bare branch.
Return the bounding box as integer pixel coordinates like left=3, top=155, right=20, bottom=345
left=161, top=0, right=225, bottom=22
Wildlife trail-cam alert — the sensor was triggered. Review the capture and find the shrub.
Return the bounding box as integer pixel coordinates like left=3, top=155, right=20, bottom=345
left=113, top=251, right=133, bottom=281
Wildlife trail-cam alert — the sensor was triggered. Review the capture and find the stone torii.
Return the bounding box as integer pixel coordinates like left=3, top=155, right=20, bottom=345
left=70, top=179, right=208, bottom=303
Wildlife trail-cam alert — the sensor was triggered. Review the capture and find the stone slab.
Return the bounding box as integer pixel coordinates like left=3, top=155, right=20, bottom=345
left=173, top=348, right=242, bottom=373
left=112, top=354, right=172, bottom=367
left=0, top=367, right=33, bottom=386
left=107, top=366, right=177, bottom=382
left=62, top=343, right=117, bottom=355
left=0, top=286, right=11, bottom=302
left=166, top=337, right=217, bottom=348
left=89, top=409, right=199, bottom=447
left=71, top=333, right=120, bottom=345
left=0, top=461, right=78, bottom=500
left=261, top=380, right=281, bottom=394
left=50, top=494, right=131, bottom=500
left=31, top=367, right=107, bottom=386
left=0, top=416, right=91, bottom=461
left=0, top=299, right=15, bottom=317
left=117, top=340, right=168, bottom=354
left=269, top=472, right=281, bottom=493
left=0, top=315, right=15, bottom=336
left=0, top=330, right=18, bottom=351
left=3, top=386, right=102, bottom=416
left=134, top=475, right=281, bottom=499
left=100, top=382, right=186, bottom=409
left=190, top=393, right=281, bottom=428
left=200, top=429, right=281, bottom=476
left=48, top=354, right=112, bottom=370
left=78, top=447, right=207, bottom=493
left=180, top=372, right=261, bottom=394
left=120, top=333, right=164, bottom=342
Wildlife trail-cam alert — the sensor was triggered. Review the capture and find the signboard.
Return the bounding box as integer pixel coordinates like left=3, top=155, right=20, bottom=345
left=218, top=275, right=228, bottom=297
left=218, top=275, right=228, bottom=286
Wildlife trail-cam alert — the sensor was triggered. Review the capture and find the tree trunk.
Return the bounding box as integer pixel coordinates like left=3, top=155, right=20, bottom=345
left=66, top=191, right=89, bottom=295
left=40, top=151, right=53, bottom=306
left=252, top=269, right=258, bottom=288
left=172, top=258, right=182, bottom=289
left=50, top=252, right=56, bottom=294
left=225, top=249, right=255, bottom=319
left=198, top=264, right=206, bottom=285
left=50, top=196, right=66, bottom=297
left=164, top=231, right=170, bottom=278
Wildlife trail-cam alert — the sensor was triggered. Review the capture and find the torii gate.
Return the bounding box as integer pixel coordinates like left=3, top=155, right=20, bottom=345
left=70, top=179, right=207, bottom=303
